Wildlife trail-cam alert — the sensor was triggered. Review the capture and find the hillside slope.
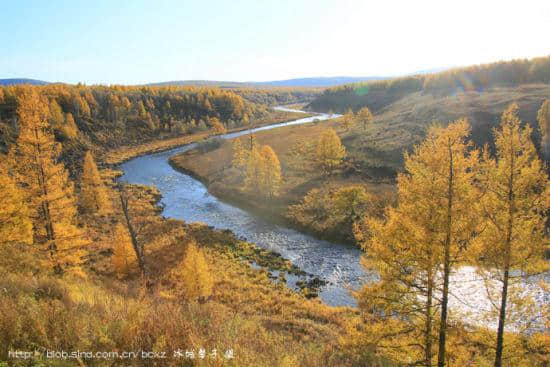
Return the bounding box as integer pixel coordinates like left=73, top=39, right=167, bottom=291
left=343, top=84, right=550, bottom=170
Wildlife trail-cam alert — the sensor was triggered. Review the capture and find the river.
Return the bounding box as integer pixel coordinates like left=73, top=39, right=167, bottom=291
left=118, top=107, right=548, bottom=324
left=118, top=107, right=368, bottom=307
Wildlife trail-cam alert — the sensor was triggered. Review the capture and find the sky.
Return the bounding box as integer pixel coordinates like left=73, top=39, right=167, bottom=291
left=1, top=0, right=549, bottom=84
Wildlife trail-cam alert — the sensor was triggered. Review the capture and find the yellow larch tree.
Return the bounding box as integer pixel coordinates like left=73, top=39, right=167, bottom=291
left=210, top=117, right=226, bottom=135
left=0, top=156, right=37, bottom=274
left=356, top=106, right=373, bottom=131
left=259, top=145, right=282, bottom=199
left=9, top=87, right=88, bottom=275
left=316, top=129, right=346, bottom=174
left=172, top=240, right=213, bottom=301
left=537, top=99, right=549, bottom=161
left=112, top=223, right=136, bottom=278
left=354, top=119, right=480, bottom=367
left=474, top=104, right=549, bottom=367
left=245, top=137, right=263, bottom=193
left=80, top=151, right=112, bottom=214
left=48, top=99, right=64, bottom=129
left=286, top=138, right=314, bottom=172
left=231, top=138, right=246, bottom=170
left=341, top=108, right=355, bottom=130
left=0, top=157, right=33, bottom=245
left=61, top=112, right=79, bottom=140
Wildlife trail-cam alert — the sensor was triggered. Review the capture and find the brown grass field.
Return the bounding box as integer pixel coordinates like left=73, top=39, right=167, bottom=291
left=169, top=84, right=550, bottom=243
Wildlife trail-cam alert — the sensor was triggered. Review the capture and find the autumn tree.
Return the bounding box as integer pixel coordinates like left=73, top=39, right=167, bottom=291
left=112, top=223, right=135, bottom=278
left=231, top=138, right=246, bottom=170
left=0, top=158, right=32, bottom=246
left=0, top=157, right=37, bottom=273
left=316, top=129, right=346, bottom=174
left=83, top=91, right=97, bottom=117
left=137, top=100, right=147, bottom=120
left=61, top=112, right=78, bottom=140
left=259, top=145, right=282, bottom=199
left=245, top=142, right=263, bottom=193
left=288, top=185, right=373, bottom=242
left=73, top=95, right=90, bottom=119
left=173, top=240, right=213, bottom=301
left=121, top=96, right=132, bottom=122
left=80, top=151, right=112, bottom=214
left=474, top=104, right=549, bottom=367
left=354, top=119, right=480, bottom=366
left=286, top=139, right=314, bottom=172
left=341, top=108, right=355, bottom=130
left=9, top=87, right=88, bottom=275
left=332, top=185, right=371, bottom=232
left=356, top=106, right=373, bottom=131
left=210, top=117, right=226, bottom=135
left=538, top=99, right=550, bottom=161
left=48, top=100, right=64, bottom=129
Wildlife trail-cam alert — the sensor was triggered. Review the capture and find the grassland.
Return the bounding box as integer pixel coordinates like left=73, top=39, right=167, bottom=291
left=169, top=84, right=550, bottom=244
left=2, top=160, right=393, bottom=367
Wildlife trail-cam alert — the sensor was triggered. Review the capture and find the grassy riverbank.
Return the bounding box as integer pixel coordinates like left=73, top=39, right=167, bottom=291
left=102, top=108, right=312, bottom=165
left=169, top=117, right=396, bottom=244
left=169, top=84, right=550, bottom=245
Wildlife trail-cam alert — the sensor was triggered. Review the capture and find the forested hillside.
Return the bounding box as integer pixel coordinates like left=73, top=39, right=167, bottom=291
left=0, top=84, right=313, bottom=174
left=0, top=86, right=378, bottom=366
left=308, top=56, right=550, bottom=113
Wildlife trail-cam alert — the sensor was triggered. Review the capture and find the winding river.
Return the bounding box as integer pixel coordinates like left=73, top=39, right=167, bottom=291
left=118, top=107, right=368, bottom=307
left=118, top=106, right=548, bottom=327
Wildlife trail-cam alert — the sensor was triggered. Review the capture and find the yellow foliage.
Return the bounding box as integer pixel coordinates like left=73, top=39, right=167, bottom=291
left=210, top=116, right=226, bottom=135
left=473, top=104, right=550, bottom=366
left=8, top=87, right=88, bottom=274
left=80, top=151, right=112, bottom=214
left=259, top=145, right=282, bottom=199
left=356, top=106, right=373, bottom=130
left=316, top=128, right=346, bottom=174
left=62, top=112, right=79, bottom=140
left=232, top=138, right=246, bottom=169
left=173, top=240, right=213, bottom=301
left=0, top=158, right=32, bottom=246
left=245, top=142, right=263, bottom=192
left=340, top=108, right=355, bottom=130
left=538, top=99, right=550, bottom=160
left=112, top=223, right=135, bottom=278
left=355, top=119, right=481, bottom=365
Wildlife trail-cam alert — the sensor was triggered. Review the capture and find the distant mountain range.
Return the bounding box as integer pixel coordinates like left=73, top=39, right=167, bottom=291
left=0, top=78, right=50, bottom=86
left=146, top=76, right=387, bottom=88
left=0, top=69, right=449, bottom=88
left=1, top=77, right=384, bottom=88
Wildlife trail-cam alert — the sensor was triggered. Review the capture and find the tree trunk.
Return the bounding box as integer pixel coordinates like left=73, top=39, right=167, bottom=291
left=495, top=133, right=515, bottom=367
left=494, top=266, right=510, bottom=367
left=34, top=126, right=60, bottom=273
left=119, top=192, right=147, bottom=278
left=438, top=140, right=454, bottom=367
left=425, top=273, right=433, bottom=367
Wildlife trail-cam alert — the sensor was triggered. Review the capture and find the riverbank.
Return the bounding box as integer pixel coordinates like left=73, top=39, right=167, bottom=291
left=168, top=117, right=396, bottom=245
left=102, top=108, right=313, bottom=166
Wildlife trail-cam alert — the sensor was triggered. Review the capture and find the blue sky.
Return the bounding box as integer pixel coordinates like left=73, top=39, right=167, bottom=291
left=2, top=0, right=549, bottom=84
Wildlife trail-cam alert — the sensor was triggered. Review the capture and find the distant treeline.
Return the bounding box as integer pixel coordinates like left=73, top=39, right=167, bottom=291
left=308, top=55, right=550, bottom=113
left=0, top=85, right=313, bottom=153
left=234, top=87, right=321, bottom=106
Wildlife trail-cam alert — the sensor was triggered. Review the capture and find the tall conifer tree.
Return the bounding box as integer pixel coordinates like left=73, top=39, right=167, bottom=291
left=9, top=87, right=88, bottom=274
left=474, top=104, right=549, bottom=367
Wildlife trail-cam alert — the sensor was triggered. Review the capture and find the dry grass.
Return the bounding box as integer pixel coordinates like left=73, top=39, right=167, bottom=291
left=0, top=179, right=388, bottom=367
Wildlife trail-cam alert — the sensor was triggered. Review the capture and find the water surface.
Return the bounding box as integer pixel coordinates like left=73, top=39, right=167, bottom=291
left=119, top=108, right=367, bottom=306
